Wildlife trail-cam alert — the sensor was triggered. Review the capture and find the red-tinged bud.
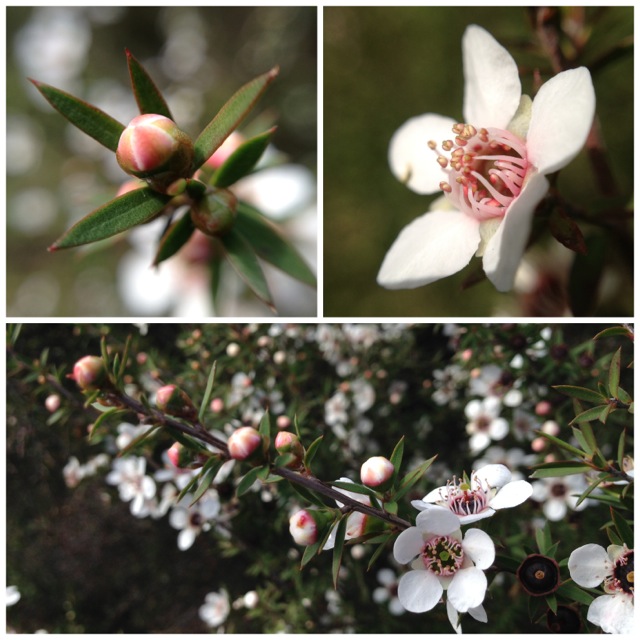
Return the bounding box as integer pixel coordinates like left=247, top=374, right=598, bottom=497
left=116, top=114, right=194, bottom=191
left=156, top=384, right=198, bottom=420
left=167, top=442, right=183, bottom=468
left=45, top=394, right=61, bottom=413
left=210, top=397, right=224, bottom=413
left=190, top=190, right=237, bottom=237
left=360, top=456, right=395, bottom=490
left=289, top=509, right=333, bottom=546
left=69, top=355, right=108, bottom=391
left=276, top=415, right=291, bottom=430
left=228, top=426, right=263, bottom=461
left=274, top=431, right=305, bottom=467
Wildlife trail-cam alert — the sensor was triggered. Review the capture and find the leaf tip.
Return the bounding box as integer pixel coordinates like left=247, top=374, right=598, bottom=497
left=268, top=66, right=280, bottom=80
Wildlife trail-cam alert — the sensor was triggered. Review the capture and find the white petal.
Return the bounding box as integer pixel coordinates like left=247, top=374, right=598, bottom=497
left=388, top=114, right=457, bottom=194
left=527, top=67, right=596, bottom=175
left=457, top=510, right=495, bottom=525
left=411, top=499, right=430, bottom=511
left=416, top=505, right=460, bottom=536
left=473, top=464, right=511, bottom=489
left=488, top=417, right=509, bottom=440
left=489, top=480, right=533, bottom=510
left=422, top=486, right=447, bottom=503
left=482, top=173, right=549, bottom=291
left=544, top=498, right=566, bottom=522
left=568, top=544, right=611, bottom=587
left=468, top=603, right=488, bottom=623
left=462, top=25, right=522, bottom=128
left=377, top=210, right=480, bottom=289
left=446, top=598, right=463, bottom=633
left=587, top=593, right=634, bottom=634
left=397, top=570, right=443, bottom=613
left=178, top=527, right=196, bottom=551
left=462, top=528, right=495, bottom=570
left=393, top=526, right=425, bottom=565
left=447, top=567, right=487, bottom=612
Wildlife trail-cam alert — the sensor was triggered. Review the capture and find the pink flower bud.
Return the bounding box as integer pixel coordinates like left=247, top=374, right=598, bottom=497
left=210, top=397, right=224, bottom=413
left=289, top=509, right=318, bottom=546
left=44, top=394, right=61, bottom=413
left=190, top=191, right=237, bottom=237
left=116, top=114, right=194, bottom=190
left=360, top=456, right=395, bottom=488
left=535, top=401, right=553, bottom=416
left=228, top=426, right=263, bottom=461
left=274, top=431, right=305, bottom=467
left=205, top=131, right=245, bottom=169
left=70, top=355, right=107, bottom=391
left=156, top=384, right=198, bottom=420
left=276, top=415, right=291, bottom=430
left=167, top=442, right=183, bottom=468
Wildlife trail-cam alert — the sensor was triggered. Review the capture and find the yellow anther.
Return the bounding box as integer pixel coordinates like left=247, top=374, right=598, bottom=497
left=440, top=181, right=452, bottom=193
left=437, top=156, right=449, bottom=168
left=428, top=140, right=437, bottom=150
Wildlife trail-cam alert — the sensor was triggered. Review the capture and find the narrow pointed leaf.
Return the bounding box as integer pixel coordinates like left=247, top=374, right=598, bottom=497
left=49, top=188, right=172, bottom=250
left=332, top=515, right=348, bottom=589
left=189, top=459, right=225, bottom=506
left=219, top=227, right=275, bottom=310
left=538, top=431, right=588, bottom=458
left=570, top=404, right=609, bottom=424
left=193, top=67, right=279, bottom=170
left=235, top=202, right=316, bottom=287
left=303, top=435, right=324, bottom=469
left=30, top=79, right=125, bottom=151
left=237, top=465, right=264, bottom=497
left=553, top=384, right=606, bottom=404
left=556, top=581, right=594, bottom=606
left=198, top=360, right=217, bottom=422
left=126, top=48, right=173, bottom=119
left=212, top=127, right=276, bottom=188
left=610, top=507, right=634, bottom=548
left=153, top=211, right=196, bottom=265
left=529, top=461, right=594, bottom=478
left=608, top=347, right=621, bottom=397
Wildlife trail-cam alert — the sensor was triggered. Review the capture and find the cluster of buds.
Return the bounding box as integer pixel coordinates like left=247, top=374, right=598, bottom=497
left=116, top=114, right=194, bottom=193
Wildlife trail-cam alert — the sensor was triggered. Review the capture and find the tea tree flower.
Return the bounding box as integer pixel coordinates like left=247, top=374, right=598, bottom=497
left=393, top=505, right=494, bottom=632
left=413, top=463, right=532, bottom=524
left=199, top=589, right=230, bottom=628
left=378, top=24, right=595, bottom=292
left=568, top=543, right=634, bottom=633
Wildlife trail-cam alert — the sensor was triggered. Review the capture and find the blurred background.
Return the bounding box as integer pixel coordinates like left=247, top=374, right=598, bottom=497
left=6, top=6, right=317, bottom=317
left=324, top=6, right=633, bottom=317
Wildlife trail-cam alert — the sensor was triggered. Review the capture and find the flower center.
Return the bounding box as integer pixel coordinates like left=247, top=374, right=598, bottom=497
left=422, top=535, right=464, bottom=576
left=429, top=123, right=529, bottom=221
left=606, top=550, right=634, bottom=595
left=441, top=476, right=489, bottom=517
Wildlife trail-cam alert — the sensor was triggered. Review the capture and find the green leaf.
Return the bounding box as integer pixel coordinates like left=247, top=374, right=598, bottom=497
left=219, top=227, right=275, bottom=310
left=30, top=79, right=125, bottom=152
left=212, top=128, right=276, bottom=188
left=258, top=410, right=271, bottom=439
left=389, top=436, right=405, bottom=487
left=609, top=347, right=621, bottom=397
left=535, top=521, right=553, bottom=556
left=570, top=404, right=609, bottom=424
left=49, top=188, right=172, bottom=250
left=529, top=461, right=594, bottom=478
left=189, top=458, right=225, bottom=506
left=367, top=532, right=395, bottom=571
left=289, top=482, right=327, bottom=509
left=545, top=594, right=557, bottom=615
left=126, top=48, right=173, bottom=119
left=88, top=407, right=124, bottom=440
left=300, top=538, right=323, bottom=569
left=537, top=431, right=588, bottom=459
left=575, top=472, right=614, bottom=507
left=610, top=507, right=634, bottom=548
left=153, top=212, right=196, bottom=266
left=571, top=427, right=594, bottom=456
left=556, top=581, right=594, bottom=606
left=193, top=67, right=279, bottom=170
left=235, top=202, right=317, bottom=287
left=593, top=325, right=634, bottom=341
left=331, top=480, right=376, bottom=499
left=198, top=360, right=217, bottom=422
left=606, top=525, right=624, bottom=546
left=393, top=455, right=437, bottom=502
left=303, top=435, right=324, bottom=469
left=236, top=465, right=264, bottom=497
left=579, top=421, right=597, bottom=452
left=332, top=515, right=348, bottom=589
left=553, top=384, right=606, bottom=404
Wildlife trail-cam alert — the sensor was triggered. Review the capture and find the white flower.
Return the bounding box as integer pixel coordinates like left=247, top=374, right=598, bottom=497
left=323, top=478, right=370, bottom=551
left=531, top=474, right=589, bottom=521
left=6, top=585, right=21, bottom=607
left=378, top=24, right=595, bottom=292
left=169, top=490, right=221, bottom=550
left=393, top=505, right=494, bottom=633
left=199, top=589, right=230, bottom=628
left=465, top=396, right=509, bottom=453
left=413, top=463, right=532, bottom=524
left=105, top=456, right=156, bottom=517
left=568, top=543, right=634, bottom=634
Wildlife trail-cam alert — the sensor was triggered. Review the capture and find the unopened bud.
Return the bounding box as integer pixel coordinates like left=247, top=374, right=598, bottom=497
left=116, top=114, right=194, bottom=191
left=190, top=190, right=237, bottom=236
left=276, top=415, right=291, bottom=430
left=289, top=509, right=334, bottom=546
left=167, top=442, right=183, bottom=468
left=210, top=397, right=224, bottom=413
left=45, top=394, right=61, bottom=413
left=70, top=355, right=108, bottom=391
left=360, top=456, right=395, bottom=489
left=274, top=431, right=305, bottom=467
left=228, top=426, right=263, bottom=461
left=156, top=384, right=198, bottom=420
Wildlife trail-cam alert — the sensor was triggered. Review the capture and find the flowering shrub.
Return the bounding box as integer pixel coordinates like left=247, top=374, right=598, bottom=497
left=6, top=323, right=633, bottom=632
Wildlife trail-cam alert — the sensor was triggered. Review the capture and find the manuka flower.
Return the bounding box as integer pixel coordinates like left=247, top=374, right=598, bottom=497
left=378, top=24, right=595, bottom=292
left=568, top=543, right=634, bottom=634
left=393, top=505, right=494, bottom=632
left=412, top=464, right=533, bottom=524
